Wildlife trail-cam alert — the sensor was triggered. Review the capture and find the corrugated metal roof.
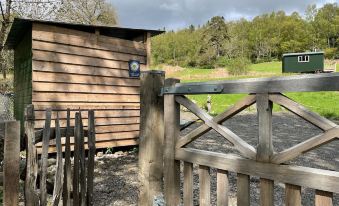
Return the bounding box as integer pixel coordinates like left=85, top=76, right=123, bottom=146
left=282, top=51, right=324, bottom=57
left=5, top=18, right=164, bottom=49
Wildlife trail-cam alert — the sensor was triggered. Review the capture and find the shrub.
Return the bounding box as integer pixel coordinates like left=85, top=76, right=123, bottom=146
left=227, top=57, right=251, bottom=75
left=324, top=48, right=338, bottom=59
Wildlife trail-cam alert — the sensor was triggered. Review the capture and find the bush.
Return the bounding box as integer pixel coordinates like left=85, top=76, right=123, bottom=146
left=324, top=48, right=338, bottom=59
left=215, top=56, right=231, bottom=67
left=227, top=57, right=251, bottom=75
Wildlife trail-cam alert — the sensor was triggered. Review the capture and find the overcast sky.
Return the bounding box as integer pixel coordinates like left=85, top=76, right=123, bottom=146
left=110, top=0, right=337, bottom=30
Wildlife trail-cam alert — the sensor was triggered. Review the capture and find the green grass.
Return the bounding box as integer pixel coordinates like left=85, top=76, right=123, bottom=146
left=166, top=61, right=339, bottom=120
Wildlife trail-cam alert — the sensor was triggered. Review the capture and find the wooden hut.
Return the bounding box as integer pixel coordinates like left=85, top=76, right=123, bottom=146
left=5, top=18, right=163, bottom=151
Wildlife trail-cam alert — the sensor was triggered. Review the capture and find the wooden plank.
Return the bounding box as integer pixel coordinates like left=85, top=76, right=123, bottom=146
left=34, top=109, right=140, bottom=120
left=175, top=148, right=339, bottom=193
left=175, top=95, right=256, bottom=159
left=138, top=71, right=165, bottom=205
left=256, top=93, right=274, bottom=206
left=33, top=50, right=147, bottom=70
left=32, top=92, right=140, bottom=103
left=35, top=131, right=139, bottom=147
left=24, top=105, right=39, bottom=206
left=164, top=78, right=181, bottom=206
left=3, top=121, right=20, bottom=206
left=37, top=138, right=138, bottom=154
left=52, top=113, right=63, bottom=205
left=34, top=116, right=140, bottom=128
left=40, top=108, right=52, bottom=206
left=176, top=95, right=256, bottom=148
left=87, top=110, right=96, bottom=206
left=285, top=184, right=301, bottom=206
left=269, top=94, right=337, bottom=131
left=237, top=173, right=250, bottom=206
left=163, top=73, right=339, bottom=94
left=33, top=82, right=140, bottom=95
left=271, top=127, right=339, bottom=164
left=199, top=165, right=211, bottom=206
left=32, top=23, right=147, bottom=55
left=315, top=190, right=333, bottom=206
left=217, top=169, right=229, bottom=206
left=33, top=40, right=147, bottom=63
left=33, top=60, right=132, bottom=78
left=33, top=102, right=140, bottom=109
left=73, top=112, right=80, bottom=205
left=183, top=162, right=193, bottom=206
left=63, top=109, right=72, bottom=206
left=34, top=104, right=140, bottom=111
left=79, top=112, right=87, bottom=206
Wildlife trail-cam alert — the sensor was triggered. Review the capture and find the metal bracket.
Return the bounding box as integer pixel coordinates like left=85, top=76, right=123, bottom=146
left=161, top=84, right=224, bottom=95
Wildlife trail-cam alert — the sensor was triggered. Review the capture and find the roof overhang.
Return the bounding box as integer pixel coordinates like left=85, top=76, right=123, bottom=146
left=5, top=18, right=164, bottom=49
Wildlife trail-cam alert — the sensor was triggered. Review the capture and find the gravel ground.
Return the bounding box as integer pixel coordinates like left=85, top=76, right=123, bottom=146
left=92, top=112, right=339, bottom=206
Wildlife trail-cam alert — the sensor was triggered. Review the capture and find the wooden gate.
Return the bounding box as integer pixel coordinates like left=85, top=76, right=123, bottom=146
left=161, top=73, right=339, bottom=206
left=24, top=105, right=96, bottom=206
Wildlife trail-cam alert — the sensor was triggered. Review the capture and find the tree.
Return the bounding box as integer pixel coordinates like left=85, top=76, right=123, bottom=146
left=201, top=16, right=229, bottom=58
left=56, top=0, right=118, bottom=26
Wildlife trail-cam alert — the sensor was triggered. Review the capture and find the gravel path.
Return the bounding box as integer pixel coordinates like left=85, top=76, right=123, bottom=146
left=93, top=112, right=339, bottom=205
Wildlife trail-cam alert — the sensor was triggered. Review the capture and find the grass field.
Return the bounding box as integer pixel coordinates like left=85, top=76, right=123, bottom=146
left=163, top=61, right=339, bottom=120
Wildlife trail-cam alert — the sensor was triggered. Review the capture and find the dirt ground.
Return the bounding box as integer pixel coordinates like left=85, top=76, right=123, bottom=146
left=92, top=112, right=339, bottom=206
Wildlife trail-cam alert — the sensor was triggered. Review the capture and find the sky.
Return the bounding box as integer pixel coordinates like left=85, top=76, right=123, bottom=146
left=110, top=0, right=337, bottom=30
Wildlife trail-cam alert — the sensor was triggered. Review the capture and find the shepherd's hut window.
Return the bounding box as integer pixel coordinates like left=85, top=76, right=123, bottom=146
left=298, top=55, right=310, bottom=63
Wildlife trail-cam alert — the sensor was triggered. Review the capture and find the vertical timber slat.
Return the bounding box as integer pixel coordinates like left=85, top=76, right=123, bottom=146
left=145, top=32, right=151, bottom=68
left=25, top=105, right=39, bottom=206
left=138, top=71, right=165, bottom=205
left=63, top=109, right=72, bottom=206
left=87, top=110, right=96, bottom=206
left=199, top=165, right=211, bottom=206
left=52, top=113, right=63, bottom=205
left=40, top=108, right=52, bottom=206
left=237, top=173, right=250, bottom=206
left=79, top=111, right=87, bottom=205
left=73, top=112, right=80, bottom=205
left=256, top=93, right=274, bottom=206
left=217, top=169, right=229, bottom=206
left=3, top=121, right=20, bottom=206
left=183, top=162, right=193, bottom=206
left=164, top=78, right=181, bottom=206
left=285, top=184, right=301, bottom=206
left=315, top=190, right=333, bottom=206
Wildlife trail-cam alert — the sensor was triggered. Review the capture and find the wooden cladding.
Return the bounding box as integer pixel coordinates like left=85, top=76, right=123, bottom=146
left=30, top=23, right=147, bottom=149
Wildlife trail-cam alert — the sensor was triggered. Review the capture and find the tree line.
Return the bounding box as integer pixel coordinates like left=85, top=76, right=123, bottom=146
left=151, top=3, right=339, bottom=68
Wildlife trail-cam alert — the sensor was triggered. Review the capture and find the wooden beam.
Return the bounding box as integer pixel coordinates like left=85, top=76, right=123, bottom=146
left=163, top=73, right=339, bottom=94
left=199, top=165, right=211, bottom=206
left=269, top=94, right=337, bottom=131
left=176, top=95, right=256, bottom=159
left=217, top=169, right=229, bottom=206
left=271, top=127, right=339, bottom=164
left=164, top=78, right=181, bottom=206
left=144, top=32, right=151, bottom=68
left=138, top=71, right=165, bottom=205
left=183, top=162, right=193, bottom=206
left=176, top=95, right=256, bottom=148
left=315, top=190, right=333, bottom=206
left=237, top=173, right=250, bottom=206
left=175, top=148, right=339, bottom=193
left=256, top=94, right=274, bottom=206
left=285, top=184, right=301, bottom=206
left=3, top=121, right=20, bottom=206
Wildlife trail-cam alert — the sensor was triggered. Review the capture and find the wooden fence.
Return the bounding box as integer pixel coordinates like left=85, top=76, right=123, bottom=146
left=25, top=105, right=96, bottom=206
left=139, top=72, right=339, bottom=206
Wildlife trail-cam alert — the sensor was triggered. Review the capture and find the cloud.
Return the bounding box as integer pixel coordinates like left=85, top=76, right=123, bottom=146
left=110, top=0, right=336, bottom=30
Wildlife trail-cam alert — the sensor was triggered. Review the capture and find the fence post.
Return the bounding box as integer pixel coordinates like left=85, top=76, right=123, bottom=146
left=25, top=104, right=39, bottom=206
left=256, top=93, right=274, bottom=206
left=164, top=78, right=181, bottom=206
left=138, top=70, right=165, bottom=205
left=3, top=120, right=20, bottom=206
